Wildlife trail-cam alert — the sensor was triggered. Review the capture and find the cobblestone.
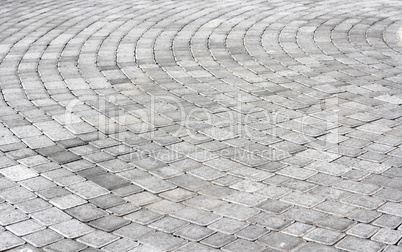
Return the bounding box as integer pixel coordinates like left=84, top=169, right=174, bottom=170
left=0, top=0, right=402, bottom=250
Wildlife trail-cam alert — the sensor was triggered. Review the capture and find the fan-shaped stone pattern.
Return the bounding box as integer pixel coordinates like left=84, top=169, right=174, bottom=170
left=0, top=0, right=401, bottom=251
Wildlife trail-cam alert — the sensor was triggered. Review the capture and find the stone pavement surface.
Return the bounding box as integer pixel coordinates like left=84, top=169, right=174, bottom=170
left=0, top=0, right=402, bottom=251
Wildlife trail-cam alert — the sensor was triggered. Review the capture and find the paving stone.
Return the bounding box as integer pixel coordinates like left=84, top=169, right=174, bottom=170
left=346, top=223, right=380, bottom=238
left=283, top=207, right=327, bottom=224
left=0, top=186, right=36, bottom=204
left=13, top=195, right=49, bottom=214
left=184, top=195, right=226, bottom=211
left=304, top=228, right=345, bottom=245
left=282, top=222, right=315, bottom=237
left=280, top=192, right=324, bottom=208
left=349, top=209, right=382, bottom=223
left=334, top=180, right=381, bottom=195
left=174, top=242, right=221, bottom=252
left=89, top=215, right=130, bottom=232
left=378, top=202, right=402, bottom=217
left=124, top=209, right=162, bottom=225
left=6, top=219, right=45, bottom=236
left=258, top=232, right=304, bottom=251
left=77, top=231, right=119, bottom=248
left=50, top=194, right=87, bottom=210
left=336, top=236, right=386, bottom=252
left=294, top=242, right=341, bottom=252
left=65, top=204, right=108, bottom=222
left=22, top=228, right=63, bottom=247
left=315, top=200, right=359, bottom=217
left=67, top=181, right=109, bottom=199
left=256, top=199, right=293, bottom=214
left=30, top=207, right=72, bottom=226
left=341, top=194, right=385, bottom=209
left=171, top=206, right=221, bottom=226
left=43, top=239, right=88, bottom=252
left=235, top=225, right=269, bottom=241
left=89, top=194, right=126, bottom=209
left=223, top=191, right=266, bottom=207
left=101, top=238, right=139, bottom=252
left=88, top=173, right=130, bottom=190
left=108, top=203, right=140, bottom=216
left=372, top=214, right=402, bottom=229
left=50, top=219, right=94, bottom=238
left=167, top=174, right=210, bottom=192
left=137, top=231, right=187, bottom=251
left=0, top=165, right=38, bottom=181
left=149, top=216, right=188, bottom=233
left=113, top=223, right=155, bottom=240
left=201, top=232, right=236, bottom=248
left=249, top=212, right=293, bottom=231
left=214, top=203, right=260, bottom=221
left=0, top=231, right=25, bottom=251
left=125, top=191, right=161, bottom=206
left=174, top=224, right=215, bottom=241
left=317, top=216, right=356, bottom=232
left=222, top=239, right=266, bottom=252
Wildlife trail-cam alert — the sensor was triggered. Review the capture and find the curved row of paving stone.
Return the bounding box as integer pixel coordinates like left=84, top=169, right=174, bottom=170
left=0, top=0, right=402, bottom=251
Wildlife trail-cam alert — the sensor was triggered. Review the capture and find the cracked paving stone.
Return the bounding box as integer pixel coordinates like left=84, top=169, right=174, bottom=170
left=77, top=230, right=119, bottom=248
left=249, top=212, right=293, bottom=231
left=201, top=232, right=236, bottom=248
left=171, top=206, right=221, bottom=226
left=174, top=224, right=215, bottom=241
left=137, top=231, right=187, bottom=251
left=50, top=219, right=94, bottom=238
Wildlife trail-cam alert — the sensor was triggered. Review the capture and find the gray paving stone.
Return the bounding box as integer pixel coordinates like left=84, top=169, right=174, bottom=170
left=258, top=232, right=304, bottom=251
left=50, top=219, right=94, bottom=238
left=77, top=231, right=119, bottom=248
left=43, top=239, right=87, bottom=252
left=174, top=224, right=215, bottom=241
left=214, top=203, right=260, bottom=221
left=294, top=242, right=341, bottom=252
left=124, top=209, right=162, bottom=225
left=317, top=216, right=356, bottom=232
left=336, top=236, right=386, bottom=252
left=171, top=206, right=221, bottom=226
left=89, top=215, right=130, bottom=232
left=138, top=231, right=187, bottom=251
left=222, top=239, right=266, bottom=252
left=22, top=228, right=63, bottom=247
left=304, top=228, right=345, bottom=245
left=378, top=202, right=402, bottom=217
left=280, top=192, right=324, bottom=208
left=30, top=207, right=72, bottom=226
left=315, top=200, right=359, bottom=217
left=101, top=238, right=139, bottom=252
left=148, top=216, right=188, bottom=233
left=89, top=194, right=126, bottom=209
left=0, top=231, right=25, bottom=251
left=6, top=219, right=45, bottom=236
left=66, top=203, right=108, bottom=222
left=282, top=222, right=314, bottom=237
left=372, top=214, right=402, bottom=229
left=113, top=223, right=155, bottom=240
left=201, top=232, right=236, bottom=248
left=174, top=242, right=221, bottom=252
left=249, top=212, right=293, bottom=231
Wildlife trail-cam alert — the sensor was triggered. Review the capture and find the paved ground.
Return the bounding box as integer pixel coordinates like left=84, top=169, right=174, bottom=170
left=0, top=0, right=402, bottom=251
